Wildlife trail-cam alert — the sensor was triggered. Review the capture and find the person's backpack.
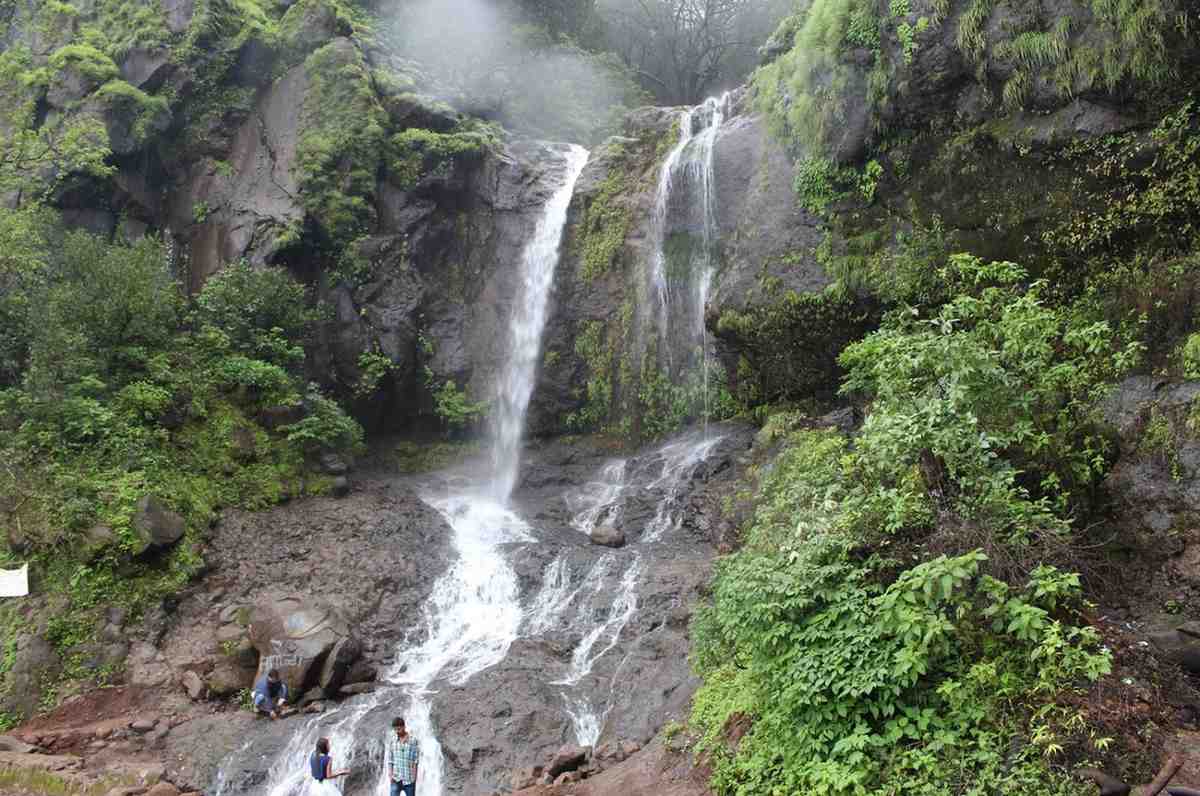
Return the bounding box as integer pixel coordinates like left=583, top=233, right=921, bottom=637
left=310, top=752, right=328, bottom=781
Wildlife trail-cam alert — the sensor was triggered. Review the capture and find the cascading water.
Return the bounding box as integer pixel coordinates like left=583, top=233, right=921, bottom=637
left=524, top=431, right=724, bottom=748
left=218, top=144, right=589, bottom=796
left=210, top=114, right=735, bottom=795
left=492, top=145, right=591, bottom=502
left=374, top=495, right=535, bottom=796
left=647, top=93, right=731, bottom=429
left=368, top=143, right=589, bottom=795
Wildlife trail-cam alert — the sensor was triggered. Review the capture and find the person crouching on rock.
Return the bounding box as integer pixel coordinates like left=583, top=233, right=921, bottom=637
left=309, top=737, right=349, bottom=793
left=385, top=716, right=420, bottom=796
left=252, top=668, right=290, bottom=719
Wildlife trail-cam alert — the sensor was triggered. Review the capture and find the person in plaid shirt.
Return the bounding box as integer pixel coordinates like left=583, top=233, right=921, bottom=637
left=385, top=716, right=420, bottom=795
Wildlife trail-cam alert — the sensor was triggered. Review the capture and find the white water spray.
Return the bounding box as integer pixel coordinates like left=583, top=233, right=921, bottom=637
left=492, top=145, right=591, bottom=502
left=647, top=94, right=731, bottom=431
left=521, top=432, right=724, bottom=747
left=375, top=494, right=535, bottom=796
left=371, top=143, right=590, bottom=795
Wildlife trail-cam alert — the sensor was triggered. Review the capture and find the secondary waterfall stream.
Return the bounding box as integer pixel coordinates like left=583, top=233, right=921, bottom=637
left=213, top=105, right=736, bottom=795
left=648, top=93, right=730, bottom=424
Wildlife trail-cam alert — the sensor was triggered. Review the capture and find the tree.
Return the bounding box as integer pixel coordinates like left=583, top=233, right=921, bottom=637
left=596, top=0, right=790, bottom=104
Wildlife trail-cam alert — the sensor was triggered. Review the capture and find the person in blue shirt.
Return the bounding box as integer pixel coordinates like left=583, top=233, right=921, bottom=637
left=251, top=669, right=290, bottom=719
left=309, top=737, right=349, bottom=793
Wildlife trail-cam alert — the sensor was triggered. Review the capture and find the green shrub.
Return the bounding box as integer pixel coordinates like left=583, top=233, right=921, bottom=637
left=296, top=41, right=388, bottom=248
left=576, top=151, right=633, bottom=281
left=355, top=349, right=396, bottom=397
left=0, top=224, right=364, bottom=717
left=839, top=253, right=1140, bottom=524
left=48, top=43, right=119, bottom=82
left=283, top=386, right=364, bottom=453
left=192, top=260, right=314, bottom=367
left=690, top=253, right=1139, bottom=794
left=432, top=379, right=487, bottom=433
left=1181, top=332, right=1200, bottom=378
left=388, top=123, right=495, bottom=190
left=214, top=356, right=298, bottom=407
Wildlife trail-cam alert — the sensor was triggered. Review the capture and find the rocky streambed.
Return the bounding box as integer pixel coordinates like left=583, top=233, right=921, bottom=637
left=6, top=422, right=754, bottom=796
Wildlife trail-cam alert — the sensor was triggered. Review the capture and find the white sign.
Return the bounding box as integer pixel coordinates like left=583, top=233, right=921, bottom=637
left=0, top=563, right=28, bottom=597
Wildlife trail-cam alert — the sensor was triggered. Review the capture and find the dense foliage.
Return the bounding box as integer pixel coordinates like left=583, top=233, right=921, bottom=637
left=752, top=0, right=1192, bottom=170
left=691, top=255, right=1137, bottom=794
left=0, top=216, right=361, bottom=716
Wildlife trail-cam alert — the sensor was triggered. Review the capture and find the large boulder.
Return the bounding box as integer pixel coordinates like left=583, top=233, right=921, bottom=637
left=317, top=636, right=363, bottom=696
left=0, top=634, right=62, bottom=720
left=159, top=0, right=195, bottom=34
left=1141, top=615, right=1200, bottom=675
left=1101, top=378, right=1200, bottom=536
left=547, top=744, right=589, bottom=778
left=589, top=524, right=625, bottom=548
left=247, top=595, right=358, bottom=695
left=130, top=496, right=186, bottom=554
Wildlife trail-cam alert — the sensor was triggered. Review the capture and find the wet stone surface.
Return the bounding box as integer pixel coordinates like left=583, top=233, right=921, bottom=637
left=201, top=422, right=754, bottom=795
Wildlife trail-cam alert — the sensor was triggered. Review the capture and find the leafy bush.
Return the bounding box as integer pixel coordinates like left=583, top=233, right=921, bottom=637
left=0, top=222, right=363, bottom=717
left=284, top=386, right=365, bottom=453
left=840, top=253, right=1141, bottom=525
left=691, top=254, right=1136, bottom=794
left=388, top=123, right=496, bottom=190
left=431, top=379, right=488, bottom=433
left=191, top=260, right=314, bottom=367
left=23, top=232, right=182, bottom=399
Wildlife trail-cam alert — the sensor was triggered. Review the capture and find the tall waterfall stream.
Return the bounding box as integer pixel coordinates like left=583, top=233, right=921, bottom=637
left=214, top=98, right=733, bottom=796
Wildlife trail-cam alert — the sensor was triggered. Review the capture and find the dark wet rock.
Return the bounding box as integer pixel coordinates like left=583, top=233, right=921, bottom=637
left=169, top=62, right=308, bottom=291
left=709, top=101, right=829, bottom=318
left=1143, top=614, right=1200, bottom=675
left=131, top=496, right=186, bottom=554
left=46, top=64, right=102, bottom=110
left=345, top=658, right=376, bottom=684
left=331, top=476, right=350, bottom=497
left=548, top=745, right=589, bottom=777
left=0, top=633, right=61, bottom=720
left=279, top=0, right=345, bottom=56
left=206, top=661, right=251, bottom=697
left=83, top=524, right=117, bottom=560
left=1101, top=378, right=1200, bottom=536
left=817, top=406, right=862, bottom=434
left=84, top=89, right=172, bottom=156
left=319, top=453, right=348, bottom=475
left=318, top=636, right=363, bottom=696
left=258, top=404, right=305, bottom=430
left=339, top=682, right=378, bottom=695
left=119, top=47, right=175, bottom=91
left=588, top=524, right=625, bottom=548
left=230, top=426, right=257, bottom=462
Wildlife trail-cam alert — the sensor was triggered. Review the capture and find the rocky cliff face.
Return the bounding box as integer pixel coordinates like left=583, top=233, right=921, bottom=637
left=1, top=0, right=581, bottom=433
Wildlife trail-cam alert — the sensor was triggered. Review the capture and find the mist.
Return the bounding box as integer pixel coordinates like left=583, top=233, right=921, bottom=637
left=378, top=0, right=646, bottom=144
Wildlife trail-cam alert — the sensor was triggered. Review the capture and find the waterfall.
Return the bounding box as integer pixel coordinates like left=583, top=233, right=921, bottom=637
left=647, top=93, right=731, bottom=428
left=208, top=120, right=734, bottom=795
left=368, top=143, right=589, bottom=795
left=374, top=495, right=536, bottom=796
left=217, top=143, right=590, bottom=796
left=524, top=431, right=724, bottom=748
left=491, top=145, right=591, bottom=502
